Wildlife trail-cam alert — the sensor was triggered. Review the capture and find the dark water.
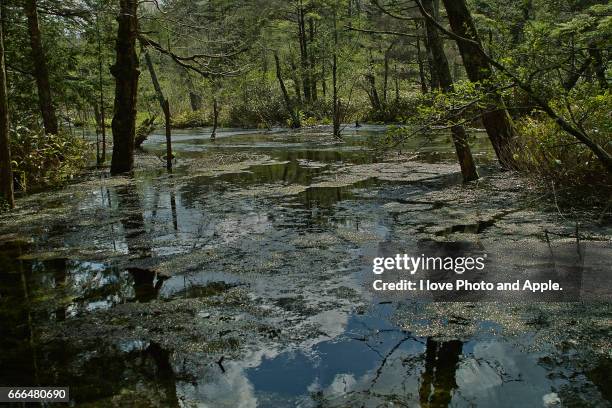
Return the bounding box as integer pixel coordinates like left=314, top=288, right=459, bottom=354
left=0, top=125, right=610, bottom=407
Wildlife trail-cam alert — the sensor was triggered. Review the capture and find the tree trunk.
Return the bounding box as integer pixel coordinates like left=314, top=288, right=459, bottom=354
left=365, top=73, right=381, bottom=112
left=211, top=96, right=218, bottom=140
left=297, top=1, right=311, bottom=103
left=394, top=63, right=400, bottom=101
left=142, top=49, right=171, bottom=170
left=332, top=8, right=340, bottom=138
left=510, top=0, right=532, bottom=45
left=309, top=18, right=317, bottom=102
left=181, top=68, right=202, bottom=111
left=274, top=52, right=300, bottom=128
left=92, top=101, right=102, bottom=163
left=23, top=0, right=58, bottom=135
left=289, top=54, right=302, bottom=105
left=441, top=0, right=517, bottom=169
left=163, top=100, right=172, bottom=170
left=96, top=12, right=106, bottom=164
left=321, top=58, right=327, bottom=97
left=422, top=24, right=439, bottom=91
left=563, top=56, right=591, bottom=91
left=416, top=35, right=429, bottom=94
left=383, top=50, right=389, bottom=104
left=422, top=0, right=478, bottom=182
left=0, top=5, right=14, bottom=208
left=588, top=44, right=609, bottom=89
left=189, top=92, right=202, bottom=111
left=110, top=0, right=140, bottom=175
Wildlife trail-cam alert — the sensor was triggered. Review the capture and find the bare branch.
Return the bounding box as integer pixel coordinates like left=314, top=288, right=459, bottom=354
left=138, top=35, right=244, bottom=78
left=344, top=25, right=419, bottom=38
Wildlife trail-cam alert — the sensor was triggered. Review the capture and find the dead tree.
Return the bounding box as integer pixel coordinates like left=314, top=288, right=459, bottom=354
left=142, top=49, right=172, bottom=170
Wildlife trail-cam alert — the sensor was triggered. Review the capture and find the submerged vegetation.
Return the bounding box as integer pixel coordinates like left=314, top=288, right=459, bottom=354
left=0, top=0, right=610, bottom=406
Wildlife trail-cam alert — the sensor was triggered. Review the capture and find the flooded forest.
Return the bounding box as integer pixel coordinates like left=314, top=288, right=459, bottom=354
left=0, top=0, right=610, bottom=407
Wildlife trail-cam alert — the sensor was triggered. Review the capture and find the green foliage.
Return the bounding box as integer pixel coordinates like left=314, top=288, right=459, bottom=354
left=10, top=126, right=91, bottom=191
left=514, top=113, right=611, bottom=187
left=364, top=94, right=428, bottom=123
left=226, top=74, right=288, bottom=128
left=171, top=110, right=210, bottom=129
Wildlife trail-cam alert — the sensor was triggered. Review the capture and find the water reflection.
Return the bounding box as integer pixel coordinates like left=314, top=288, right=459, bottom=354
left=116, top=184, right=150, bottom=258
left=419, top=339, right=463, bottom=407
left=0, top=126, right=608, bottom=406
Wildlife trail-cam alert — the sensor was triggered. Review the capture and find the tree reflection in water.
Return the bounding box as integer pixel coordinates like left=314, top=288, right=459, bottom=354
left=419, top=338, right=463, bottom=408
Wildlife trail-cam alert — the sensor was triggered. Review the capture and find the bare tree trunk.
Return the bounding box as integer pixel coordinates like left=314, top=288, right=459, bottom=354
left=143, top=49, right=172, bottom=170
left=441, top=0, right=517, bottom=169
left=422, top=0, right=478, bottom=182
left=274, top=52, right=301, bottom=128
left=0, top=4, right=14, bottom=208
left=422, top=27, right=438, bottom=91
left=23, top=0, right=58, bottom=135
left=110, top=0, right=139, bottom=175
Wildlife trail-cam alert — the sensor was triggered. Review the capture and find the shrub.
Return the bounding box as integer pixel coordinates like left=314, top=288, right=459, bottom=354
left=514, top=114, right=611, bottom=188
left=365, top=93, right=431, bottom=123
left=226, top=78, right=287, bottom=128
left=10, top=126, right=91, bottom=191
left=171, top=110, right=209, bottom=129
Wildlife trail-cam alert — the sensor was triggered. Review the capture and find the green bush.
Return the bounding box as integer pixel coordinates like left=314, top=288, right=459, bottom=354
left=227, top=78, right=287, bottom=128
left=514, top=113, right=611, bottom=187
left=10, top=126, right=91, bottom=191
left=365, top=93, right=430, bottom=123
left=171, top=110, right=210, bottom=129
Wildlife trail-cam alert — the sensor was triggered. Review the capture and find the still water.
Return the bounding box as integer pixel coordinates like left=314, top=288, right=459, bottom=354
left=0, top=125, right=609, bottom=407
